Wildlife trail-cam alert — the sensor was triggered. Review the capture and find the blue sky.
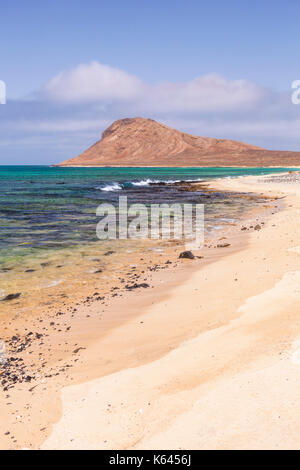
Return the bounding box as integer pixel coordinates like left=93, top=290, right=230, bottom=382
left=0, top=0, right=300, bottom=164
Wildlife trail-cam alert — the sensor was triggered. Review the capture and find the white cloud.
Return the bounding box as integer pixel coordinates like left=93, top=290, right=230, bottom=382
left=143, top=74, right=267, bottom=112
left=2, top=61, right=300, bottom=162
left=41, top=61, right=144, bottom=103
left=41, top=62, right=267, bottom=113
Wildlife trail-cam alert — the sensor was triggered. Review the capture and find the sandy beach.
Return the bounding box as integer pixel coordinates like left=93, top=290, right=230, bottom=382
left=2, top=172, right=300, bottom=450
left=3, top=0, right=300, bottom=454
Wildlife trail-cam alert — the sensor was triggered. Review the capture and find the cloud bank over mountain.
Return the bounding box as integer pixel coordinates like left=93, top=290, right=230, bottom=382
left=1, top=61, right=300, bottom=164
left=40, top=61, right=265, bottom=112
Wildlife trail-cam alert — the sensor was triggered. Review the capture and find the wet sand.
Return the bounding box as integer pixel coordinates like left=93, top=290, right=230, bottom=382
left=1, top=173, right=298, bottom=449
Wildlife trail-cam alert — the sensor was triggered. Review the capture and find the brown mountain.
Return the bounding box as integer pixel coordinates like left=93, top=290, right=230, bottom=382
left=57, top=117, right=300, bottom=167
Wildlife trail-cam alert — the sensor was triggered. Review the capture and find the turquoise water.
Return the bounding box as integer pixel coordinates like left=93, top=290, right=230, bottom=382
left=0, top=165, right=295, bottom=183
left=0, top=165, right=295, bottom=267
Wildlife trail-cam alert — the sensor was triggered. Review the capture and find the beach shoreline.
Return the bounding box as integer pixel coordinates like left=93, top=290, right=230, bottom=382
left=2, top=171, right=300, bottom=449
left=53, top=165, right=300, bottom=168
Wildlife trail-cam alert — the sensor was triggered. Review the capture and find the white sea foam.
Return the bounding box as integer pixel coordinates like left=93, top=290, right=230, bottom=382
left=130, top=178, right=178, bottom=186
left=131, top=178, right=157, bottom=186
left=98, top=183, right=122, bottom=192
left=132, top=178, right=204, bottom=186
left=97, top=177, right=204, bottom=191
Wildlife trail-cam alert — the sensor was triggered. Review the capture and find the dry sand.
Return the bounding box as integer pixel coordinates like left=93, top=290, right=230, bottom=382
left=39, top=172, right=300, bottom=450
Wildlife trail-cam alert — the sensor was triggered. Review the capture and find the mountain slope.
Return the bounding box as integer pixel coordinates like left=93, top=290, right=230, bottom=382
left=57, top=117, right=300, bottom=167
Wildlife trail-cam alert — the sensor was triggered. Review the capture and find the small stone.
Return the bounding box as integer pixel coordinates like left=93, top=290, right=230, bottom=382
left=179, top=251, right=195, bottom=260
left=1, top=293, right=21, bottom=302
left=125, top=283, right=150, bottom=291
left=73, top=347, right=86, bottom=354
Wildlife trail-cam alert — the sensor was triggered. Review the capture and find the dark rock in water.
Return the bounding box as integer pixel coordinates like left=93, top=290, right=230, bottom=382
left=150, top=181, right=167, bottom=186
left=1, top=293, right=21, bottom=302
left=179, top=251, right=195, bottom=260
left=216, top=243, right=231, bottom=248
left=104, top=251, right=115, bottom=256
left=254, top=224, right=261, bottom=231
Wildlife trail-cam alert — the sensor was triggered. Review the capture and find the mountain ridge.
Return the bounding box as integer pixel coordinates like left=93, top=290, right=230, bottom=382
left=57, top=117, right=300, bottom=167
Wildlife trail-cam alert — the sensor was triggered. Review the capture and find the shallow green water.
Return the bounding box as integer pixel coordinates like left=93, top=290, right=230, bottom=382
left=0, top=166, right=295, bottom=268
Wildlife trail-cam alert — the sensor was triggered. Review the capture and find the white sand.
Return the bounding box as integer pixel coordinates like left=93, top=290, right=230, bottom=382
left=41, top=173, right=300, bottom=450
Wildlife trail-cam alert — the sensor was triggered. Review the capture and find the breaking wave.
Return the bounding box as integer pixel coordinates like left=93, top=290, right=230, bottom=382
left=97, top=178, right=204, bottom=192
left=97, top=183, right=123, bottom=192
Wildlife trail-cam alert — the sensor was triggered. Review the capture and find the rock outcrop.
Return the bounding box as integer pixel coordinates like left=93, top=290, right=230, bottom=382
left=57, top=117, right=300, bottom=167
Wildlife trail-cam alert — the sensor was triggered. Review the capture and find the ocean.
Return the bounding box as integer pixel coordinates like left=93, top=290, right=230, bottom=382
left=0, top=165, right=296, bottom=265
left=0, top=165, right=294, bottom=310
